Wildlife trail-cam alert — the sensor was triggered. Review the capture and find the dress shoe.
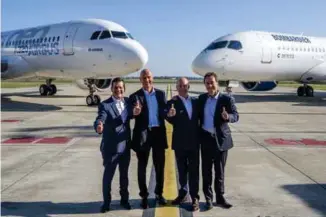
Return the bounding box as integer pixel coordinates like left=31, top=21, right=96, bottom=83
left=171, top=195, right=186, bottom=205
left=205, top=199, right=213, bottom=210
left=140, top=198, right=148, bottom=209
left=120, top=200, right=131, bottom=210
left=216, top=196, right=232, bottom=209
left=192, top=198, right=199, bottom=211
left=100, top=204, right=110, bottom=213
left=155, top=195, right=167, bottom=205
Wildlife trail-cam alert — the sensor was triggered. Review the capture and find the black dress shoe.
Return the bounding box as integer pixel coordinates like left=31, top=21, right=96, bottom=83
left=100, top=204, right=110, bottom=213
left=155, top=195, right=167, bottom=205
left=171, top=195, right=186, bottom=205
left=205, top=199, right=213, bottom=210
left=216, top=196, right=232, bottom=209
left=140, top=198, right=148, bottom=209
left=192, top=198, right=199, bottom=211
left=120, top=200, right=131, bottom=210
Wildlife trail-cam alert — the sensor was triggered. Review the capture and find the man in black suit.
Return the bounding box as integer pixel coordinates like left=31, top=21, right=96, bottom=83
left=166, top=77, right=200, bottom=211
left=94, top=77, right=135, bottom=213
left=198, top=72, right=239, bottom=210
left=129, top=68, right=168, bottom=209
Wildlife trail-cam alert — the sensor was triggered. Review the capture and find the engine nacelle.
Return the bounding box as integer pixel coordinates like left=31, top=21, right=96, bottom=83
left=241, top=81, right=278, bottom=91
left=75, top=78, right=112, bottom=92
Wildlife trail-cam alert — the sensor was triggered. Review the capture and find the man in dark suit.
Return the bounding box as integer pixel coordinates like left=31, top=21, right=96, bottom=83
left=129, top=69, right=168, bottom=209
left=166, top=77, right=200, bottom=211
left=94, top=77, right=135, bottom=213
left=198, top=72, right=239, bottom=210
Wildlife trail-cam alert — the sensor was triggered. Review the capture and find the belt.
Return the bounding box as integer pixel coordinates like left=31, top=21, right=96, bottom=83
left=202, top=129, right=216, bottom=138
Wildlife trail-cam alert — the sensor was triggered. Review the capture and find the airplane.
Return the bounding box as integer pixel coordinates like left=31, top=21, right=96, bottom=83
left=1, top=18, right=148, bottom=106
left=191, top=31, right=326, bottom=97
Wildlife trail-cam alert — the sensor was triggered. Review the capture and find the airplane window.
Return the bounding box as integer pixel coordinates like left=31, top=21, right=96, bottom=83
left=228, top=40, right=242, bottom=50
left=99, top=30, right=111, bottom=39
left=126, top=33, right=134, bottom=39
left=52, top=37, right=55, bottom=42
left=90, top=31, right=101, bottom=40
left=205, top=41, right=228, bottom=50
left=111, top=31, right=128, bottom=39
left=57, top=36, right=60, bottom=41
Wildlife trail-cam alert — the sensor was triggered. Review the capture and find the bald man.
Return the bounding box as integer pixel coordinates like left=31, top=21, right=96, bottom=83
left=166, top=77, right=200, bottom=211
left=129, top=69, right=168, bottom=208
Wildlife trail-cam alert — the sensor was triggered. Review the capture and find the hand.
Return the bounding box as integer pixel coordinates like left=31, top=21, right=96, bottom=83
left=167, top=103, right=176, bottom=117
left=97, top=121, right=103, bottom=134
left=221, top=107, right=229, bottom=121
left=133, top=100, right=142, bottom=116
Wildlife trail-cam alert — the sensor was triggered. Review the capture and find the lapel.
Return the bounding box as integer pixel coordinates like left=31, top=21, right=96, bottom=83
left=109, top=96, right=120, bottom=117
left=137, top=88, right=148, bottom=114
left=177, top=96, right=189, bottom=119
left=214, top=93, right=222, bottom=120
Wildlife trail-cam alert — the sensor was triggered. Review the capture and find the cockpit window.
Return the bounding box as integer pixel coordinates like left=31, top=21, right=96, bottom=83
left=99, top=30, right=111, bottom=39
left=126, top=33, right=134, bottom=39
left=228, top=40, right=242, bottom=50
left=111, top=31, right=128, bottom=39
left=90, top=31, right=101, bottom=40
left=205, top=41, right=228, bottom=50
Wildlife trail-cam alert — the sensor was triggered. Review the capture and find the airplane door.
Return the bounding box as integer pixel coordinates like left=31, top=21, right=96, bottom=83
left=261, top=47, right=272, bottom=63
left=63, top=24, right=79, bottom=55
left=256, top=33, right=272, bottom=63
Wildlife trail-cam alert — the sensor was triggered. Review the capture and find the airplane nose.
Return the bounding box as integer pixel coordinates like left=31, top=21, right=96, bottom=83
left=129, top=42, right=148, bottom=71
left=192, top=54, right=207, bottom=76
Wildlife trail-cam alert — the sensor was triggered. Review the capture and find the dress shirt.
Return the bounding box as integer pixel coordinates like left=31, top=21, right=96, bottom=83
left=178, top=95, right=192, bottom=119
left=143, top=88, right=160, bottom=127
left=202, top=92, right=219, bottom=134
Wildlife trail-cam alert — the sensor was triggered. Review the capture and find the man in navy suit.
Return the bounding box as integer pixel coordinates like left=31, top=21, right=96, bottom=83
left=129, top=69, right=168, bottom=209
left=94, top=77, right=135, bottom=213
left=166, top=77, right=200, bottom=211
left=198, top=72, right=239, bottom=210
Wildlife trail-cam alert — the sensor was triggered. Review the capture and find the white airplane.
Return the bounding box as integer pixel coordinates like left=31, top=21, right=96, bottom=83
left=1, top=18, right=148, bottom=105
left=192, top=31, right=326, bottom=97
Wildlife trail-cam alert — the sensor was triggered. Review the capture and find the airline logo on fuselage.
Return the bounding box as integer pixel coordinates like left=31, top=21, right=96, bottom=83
left=271, top=34, right=311, bottom=43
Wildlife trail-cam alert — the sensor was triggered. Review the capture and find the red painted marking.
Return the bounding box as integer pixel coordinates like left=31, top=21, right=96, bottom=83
left=265, top=138, right=326, bottom=146
left=264, top=138, right=301, bottom=145
left=35, top=137, right=72, bottom=144
left=1, top=119, right=20, bottom=123
left=300, top=139, right=326, bottom=146
left=2, top=137, right=38, bottom=144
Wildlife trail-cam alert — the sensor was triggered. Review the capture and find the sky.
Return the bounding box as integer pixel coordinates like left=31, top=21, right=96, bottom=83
left=1, top=0, right=326, bottom=77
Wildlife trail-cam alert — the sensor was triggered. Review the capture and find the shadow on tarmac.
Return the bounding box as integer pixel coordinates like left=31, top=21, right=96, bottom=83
left=281, top=183, right=326, bottom=216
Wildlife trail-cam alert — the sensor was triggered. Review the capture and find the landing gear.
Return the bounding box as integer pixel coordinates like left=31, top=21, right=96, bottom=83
left=86, top=80, right=101, bottom=106
left=39, top=79, right=57, bottom=96
left=297, top=84, right=314, bottom=97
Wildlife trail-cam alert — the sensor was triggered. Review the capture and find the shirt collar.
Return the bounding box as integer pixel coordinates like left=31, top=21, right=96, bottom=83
left=178, top=95, right=190, bottom=101
left=208, top=92, right=219, bottom=99
left=112, top=96, right=124, bottom=103
left=143, top=88, right=155, bottom=95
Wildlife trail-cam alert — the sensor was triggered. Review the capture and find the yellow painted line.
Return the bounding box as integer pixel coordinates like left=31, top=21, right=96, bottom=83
left=155, top=84, right=179, bottom=217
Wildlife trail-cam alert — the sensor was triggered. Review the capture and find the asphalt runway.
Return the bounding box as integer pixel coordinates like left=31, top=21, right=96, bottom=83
left=1, top=82, right=326, bottom=217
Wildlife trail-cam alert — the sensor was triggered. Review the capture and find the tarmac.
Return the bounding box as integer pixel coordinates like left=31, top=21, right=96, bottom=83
left=1, top=82, right=326, bottom=217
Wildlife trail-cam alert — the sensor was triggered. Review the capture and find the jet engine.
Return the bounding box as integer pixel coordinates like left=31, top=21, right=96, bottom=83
left=241, top=81, right=278, bottom=91
left=75, top=78, right=112, bottom=92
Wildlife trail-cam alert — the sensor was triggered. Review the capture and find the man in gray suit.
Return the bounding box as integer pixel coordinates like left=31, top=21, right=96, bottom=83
left=166, top=77, right=200, bottom=211
left=198, top=72, right=239, bottom=210
left=94, top=77, right=136, bottom=213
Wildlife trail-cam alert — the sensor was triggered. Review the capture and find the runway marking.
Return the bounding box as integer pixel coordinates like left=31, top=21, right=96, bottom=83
left=1, top=119, right=21, bottom=123
left=2, top=136, right=73, bottom=145
left=265, top=138, right=326, bottom=146
left=155, top=84, right=179, bottom=217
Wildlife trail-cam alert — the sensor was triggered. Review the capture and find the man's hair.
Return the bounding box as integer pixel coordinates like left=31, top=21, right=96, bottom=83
left=111, top=77, right=125, bottom=90
left=203, top=72, right=218, bottom=83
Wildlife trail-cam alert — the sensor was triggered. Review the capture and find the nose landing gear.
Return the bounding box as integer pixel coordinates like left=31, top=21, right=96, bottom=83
left=39, top=79, right=57, bottom=96
left=297, top=84, right=314, bottom=97
left=86, top=80, right=101, bottom=106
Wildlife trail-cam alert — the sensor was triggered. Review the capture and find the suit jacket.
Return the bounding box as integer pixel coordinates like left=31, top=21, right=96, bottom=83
left=129, top=88, right=168, bottom=152
left=94, top=97, right=132, bottom=157
left=198, top=92, right=239, bottom=151
left=166, top=96, right=200, bottom=151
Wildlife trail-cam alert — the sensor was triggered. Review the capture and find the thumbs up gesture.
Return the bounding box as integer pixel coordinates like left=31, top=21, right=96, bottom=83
left=221, top=106, right=229, bottom=121
left=168, top=103, right=176, bottom=117
left=133, top=100, right=142, bottom=116
left=97, top=121, right=103, bottom=134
